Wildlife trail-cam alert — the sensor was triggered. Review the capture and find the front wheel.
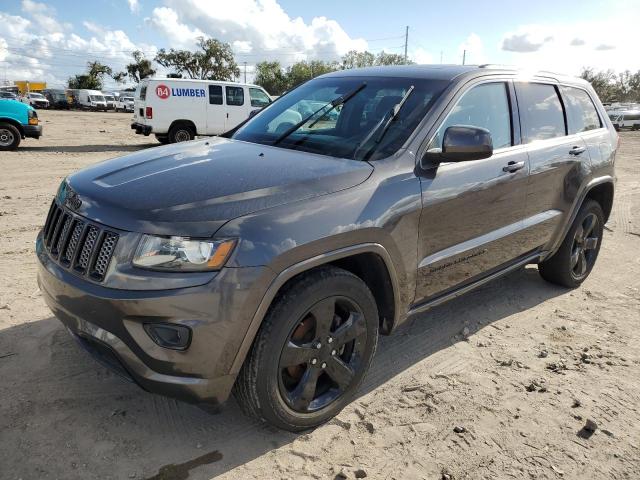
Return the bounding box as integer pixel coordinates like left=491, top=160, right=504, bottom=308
left=539, top=199, right=604, bottom=288
left=234, top=266, right=379, bottom=431
left=0, top=123, right=21, bottom=151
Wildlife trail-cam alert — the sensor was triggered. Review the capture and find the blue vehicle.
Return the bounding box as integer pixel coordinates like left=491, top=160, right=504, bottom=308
left=0, top=99, right=43, bottom=150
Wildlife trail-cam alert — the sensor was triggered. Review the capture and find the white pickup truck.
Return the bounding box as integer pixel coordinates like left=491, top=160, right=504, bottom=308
left=116, top=95, right=134, bottom=113
left=131, top=78, right=272, bottom=143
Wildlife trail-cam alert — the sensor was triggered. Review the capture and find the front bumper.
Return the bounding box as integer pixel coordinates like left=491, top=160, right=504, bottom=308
left=131, top=122, right=152, bottom=135
left=24, top=124, right=42, bottom=139
left=36, top=232, right=275, bottom=405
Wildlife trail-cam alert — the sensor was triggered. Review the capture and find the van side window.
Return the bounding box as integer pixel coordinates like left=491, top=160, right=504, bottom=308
left=250, top=88, right=271, bottom=107
left=226, top=86, right=244, bottom=106
left=430, top=82, right=512, bottom=150
left=560, top=86, right=601, bottom=134
left=516, top=83, right=566, bottom=142
left=139, top=85, right=147, bottom=101
left=209, top=85, right=223, bottom=105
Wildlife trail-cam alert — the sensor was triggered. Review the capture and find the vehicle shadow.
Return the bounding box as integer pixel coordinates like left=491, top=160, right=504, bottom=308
left=17, top=144, right=158, bottom=153
left=0, top=266, right=566, bottom=479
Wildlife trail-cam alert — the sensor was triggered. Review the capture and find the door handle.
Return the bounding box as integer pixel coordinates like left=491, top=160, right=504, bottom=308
left=502, top=160, right=525, bottom=173
left=569, top=146, right=586, bottom=155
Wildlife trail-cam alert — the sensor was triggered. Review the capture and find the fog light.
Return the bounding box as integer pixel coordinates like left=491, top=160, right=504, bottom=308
left=144, top=323, right=192, bottom=350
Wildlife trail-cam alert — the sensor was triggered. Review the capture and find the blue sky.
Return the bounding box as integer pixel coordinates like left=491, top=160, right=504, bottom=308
left=1, top=0, right=639, bottom=89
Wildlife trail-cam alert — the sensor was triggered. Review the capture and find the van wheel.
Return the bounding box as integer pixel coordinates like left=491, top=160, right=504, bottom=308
left=538, top=200, right=604, bottom=288
left=0, top=123, right=21, bottom=151
left=234, top=266, right=378, bottom=432
left=168, top=124, right=195, bottom=143
left=155, top=135, right=169, bottom=144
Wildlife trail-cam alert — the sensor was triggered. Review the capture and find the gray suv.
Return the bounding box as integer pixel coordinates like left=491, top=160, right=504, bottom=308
left=36, top=65, right=616, bottom=431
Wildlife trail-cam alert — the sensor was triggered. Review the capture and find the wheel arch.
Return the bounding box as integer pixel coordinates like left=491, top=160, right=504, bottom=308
left=0, top=117, right=25, bottom=137
left=584, top=180, right=614, bottom=223
left=168, top=119, right=197, bottom=135
left=229, top=243, right=401, bottom=375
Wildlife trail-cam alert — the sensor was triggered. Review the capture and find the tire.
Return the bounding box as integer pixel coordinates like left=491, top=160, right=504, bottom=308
left=168, top=124, right=195, bottom=143
left=155, top=134, right=169, bottom=144
left=0, top=123, right=21, bottom=151
left=538, top=199, right=604, bottom=288
left=234, top=266, right=379, bottom=431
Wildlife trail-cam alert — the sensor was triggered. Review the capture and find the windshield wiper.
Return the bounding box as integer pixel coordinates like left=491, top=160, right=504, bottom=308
left=354, top=85, right=415, bottom=160
left=272, top=82, right=366, bottom=146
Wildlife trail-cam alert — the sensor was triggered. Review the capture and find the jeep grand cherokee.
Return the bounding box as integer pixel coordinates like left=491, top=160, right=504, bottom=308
left=37, top=65, right=616, bottom=431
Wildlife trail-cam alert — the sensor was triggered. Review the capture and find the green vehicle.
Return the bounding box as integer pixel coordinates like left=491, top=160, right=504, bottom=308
left=0, top=99, right=42, bottom=150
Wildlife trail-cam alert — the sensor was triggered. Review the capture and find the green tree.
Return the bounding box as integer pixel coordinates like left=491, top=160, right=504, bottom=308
left=375, top=51, right=410, bottom=66
left=155, top=37, right=239, bottom=81
left=114, top=50, right=156, bottom=83
left=579, top=68, right=617, bottom=102
left=341, top=50, right=376, bottom=69
left=254, top=61, right=288, bottom=96
left=286, top=60, right=338, bottom=89
left=68, top=61, right=113, bottom=89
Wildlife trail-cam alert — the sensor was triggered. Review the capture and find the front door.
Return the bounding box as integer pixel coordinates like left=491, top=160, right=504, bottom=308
left=415, top=81, right=530, bottom=302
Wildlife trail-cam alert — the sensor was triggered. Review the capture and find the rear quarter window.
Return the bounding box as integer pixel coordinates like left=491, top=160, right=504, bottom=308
left=139, top=85, right=147, bottom=101
left=560, top=86, right=602, bottom=134
left=516, top=83, right=566, bottom=143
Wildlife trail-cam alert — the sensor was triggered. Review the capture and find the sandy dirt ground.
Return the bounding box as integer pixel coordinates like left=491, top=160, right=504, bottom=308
left=0, top=109, right=639, bottom=480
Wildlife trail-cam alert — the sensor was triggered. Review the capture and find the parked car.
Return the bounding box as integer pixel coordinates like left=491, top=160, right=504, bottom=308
left=103, top=94, right=117, bottom=110
left=21, top=92, right=49, bottom=109
left=130, top=78, right=272, bottom=143
left=608, top=110, right=640, bottom=130
left=75, top=89, right=108, bottom=110
left=36, top=65, right=616, bottom=431
left=0, top=98, right=42, bottom=150
left=0, top=91, right=18, bottom=100
left=42, top=89, right=70, bottom=109
left=115, top=95, right=134, bottom=112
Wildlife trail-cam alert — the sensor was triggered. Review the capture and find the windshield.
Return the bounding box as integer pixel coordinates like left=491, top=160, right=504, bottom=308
left=30, top=93, right=44, bottom=98
left=104, top=95, right=115, bottom=101
left=123, top=97, right=134, bottom=102
left=232, top=76, right=448, bottom=160
left=90, top=95, right=105, bottom=102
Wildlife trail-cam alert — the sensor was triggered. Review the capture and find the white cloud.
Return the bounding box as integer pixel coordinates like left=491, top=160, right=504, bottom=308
left=497, top=19, right=640, bottom=74
left=147, top=0, right=367, bottom=63
left=0, top=7, right=155, bottom=88
left=412, top=47, right=434, bottom=65
left=459, top=33, right=485, bottom=65
left=128, top=0, right=141, bottom=14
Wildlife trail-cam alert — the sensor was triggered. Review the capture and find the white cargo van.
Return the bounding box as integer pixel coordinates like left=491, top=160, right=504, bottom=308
left=131, top=78, right=272, bottom=143
left=608, top=110, right=640, bottom=131
left=76, top=90, right=108, bottom=111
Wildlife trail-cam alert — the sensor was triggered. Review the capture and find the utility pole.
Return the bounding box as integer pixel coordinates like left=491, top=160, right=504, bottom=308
left=462, top=49, right=466, bottom=65
left=243, top=62, right=247, bottom=83
left=404, top=26, right=409, bottom=64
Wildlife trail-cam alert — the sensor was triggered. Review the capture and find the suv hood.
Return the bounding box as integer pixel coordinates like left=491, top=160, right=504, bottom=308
left=65, top=137, right=373, bottom=236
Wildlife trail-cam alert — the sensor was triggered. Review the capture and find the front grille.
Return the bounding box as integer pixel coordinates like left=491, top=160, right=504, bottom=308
left=42, top=200, right=119, bottom=282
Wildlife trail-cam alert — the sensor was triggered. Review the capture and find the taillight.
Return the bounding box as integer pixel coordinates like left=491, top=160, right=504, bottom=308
left=145, top=106, right=152, bottom=119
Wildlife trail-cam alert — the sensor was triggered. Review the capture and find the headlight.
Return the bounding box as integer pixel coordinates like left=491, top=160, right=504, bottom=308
left=133, top=235, right=236, bottom=272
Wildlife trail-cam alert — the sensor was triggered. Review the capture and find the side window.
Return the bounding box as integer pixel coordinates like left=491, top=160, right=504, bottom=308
left=250, top=88, right=271, bottom=107
left=209, top=85, right=223, bottom=105
left=431, top=82, right=512, bottom=150
left=139, top=85, right=147, bottom=101
left=516, top=83, right=566, bottom=142
left=226, top=86, right=244, bottom=106
left=560, top=86, right=601, bottom=134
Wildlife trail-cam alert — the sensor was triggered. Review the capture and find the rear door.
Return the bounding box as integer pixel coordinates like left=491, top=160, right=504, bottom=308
left=206, top=84, right=226, bottom=134
left=415, top=80, right=530, bottom=301
left=225, top=85, right=248, bottom=130
left=515, top=82, right=589, bottom=251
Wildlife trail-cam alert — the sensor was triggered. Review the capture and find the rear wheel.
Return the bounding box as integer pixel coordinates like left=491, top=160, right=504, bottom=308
left=234, top=266, right=378, bottom=431
left=168, top=124, right=195, bottom=143
left=0, top=123, right=21, bottom=151
left=538, top=199, right=604, bottom=288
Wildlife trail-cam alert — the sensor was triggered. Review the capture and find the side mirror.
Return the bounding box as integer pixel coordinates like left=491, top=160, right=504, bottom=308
left=422, top=125, right=493, bottom=166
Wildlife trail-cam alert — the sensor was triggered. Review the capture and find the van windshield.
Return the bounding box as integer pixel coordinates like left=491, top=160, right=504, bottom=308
left=104, top=95, right=115, bottom=101
left=231, top=76, right=448, bottom=160
left=123, top=97, right=134, bottom=102
left=90, top=95, right=105, bottom=102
